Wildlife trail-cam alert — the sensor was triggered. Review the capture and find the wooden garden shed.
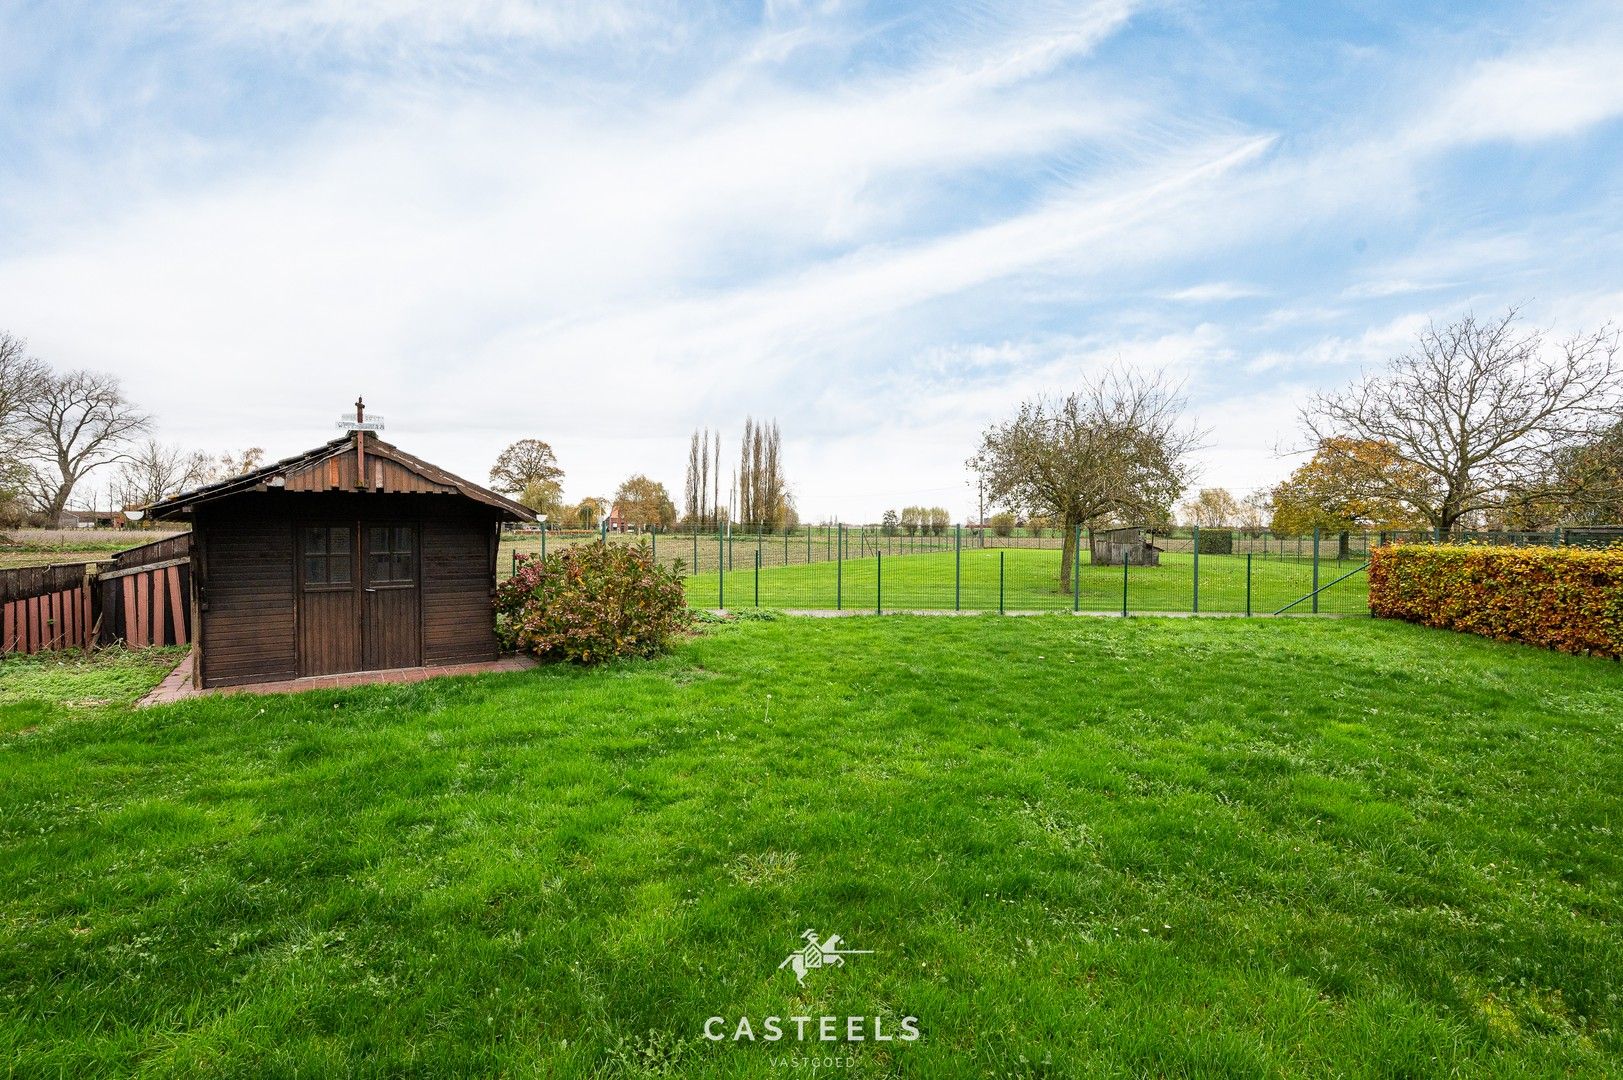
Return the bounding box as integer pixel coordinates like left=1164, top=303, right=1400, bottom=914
left=145, top=432, right=533, bottom=689
left=1090, top=526, right=1162, bottom=567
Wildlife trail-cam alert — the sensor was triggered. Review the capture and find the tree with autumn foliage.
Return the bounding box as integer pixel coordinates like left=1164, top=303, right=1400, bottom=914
left=1271, top=438, right=1430, bottom=554
left=1300, top=310, right=1620, bottom=532
left=489, top=439, right=564, bottom=497
left=613, top=474, right=677, bottom=531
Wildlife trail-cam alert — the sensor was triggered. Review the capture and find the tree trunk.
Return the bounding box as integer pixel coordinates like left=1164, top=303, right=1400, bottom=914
left=1059, top=513, right=1080, bottom=591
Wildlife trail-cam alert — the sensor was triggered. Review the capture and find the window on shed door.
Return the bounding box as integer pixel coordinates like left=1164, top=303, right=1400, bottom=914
left=303, top=526, right=352, bottom=586
left=368, top=525, right=415, bottom=583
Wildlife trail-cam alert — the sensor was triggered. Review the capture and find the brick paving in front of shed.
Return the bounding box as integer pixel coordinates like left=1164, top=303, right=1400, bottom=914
left=139, top=651, right=536, bottom=706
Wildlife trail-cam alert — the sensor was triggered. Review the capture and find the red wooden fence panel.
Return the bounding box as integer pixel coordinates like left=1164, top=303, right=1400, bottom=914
left=1, top=581, right=94, bottom=654
left=1, top=533, right=193, bottom=655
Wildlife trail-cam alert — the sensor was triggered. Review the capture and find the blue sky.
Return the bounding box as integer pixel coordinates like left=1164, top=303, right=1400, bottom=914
left=3, top=1, right=1621, bottom=520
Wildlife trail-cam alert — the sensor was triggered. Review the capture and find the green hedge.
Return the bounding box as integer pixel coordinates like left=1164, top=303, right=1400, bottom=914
left=1369, top=544, right=1623, bottom=659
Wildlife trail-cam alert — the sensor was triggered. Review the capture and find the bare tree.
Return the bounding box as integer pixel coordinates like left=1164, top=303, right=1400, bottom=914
left=684, top=431, right=702, bottom=525
left=1, top=333, right=46, bottom=458
left=111, top=439, right=213, bottom=508
left=1178, top=487, right=1242, bottom=528
left=212, top=447, right=265, bottom=481
left=1301, top=310, right=1621, bottom=532
left=18, top=368, right=151, bottom=520
left=736, top=417, right=787, bottom=531
left=971, top=368, right=1201, bottom=590
left=683, top=427, right=723, bottom=530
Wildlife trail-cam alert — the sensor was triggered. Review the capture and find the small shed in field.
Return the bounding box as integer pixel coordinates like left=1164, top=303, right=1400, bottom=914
left=145, top=433, right=533, bottom=688
left=1090, top=526, right=1161, bottom=567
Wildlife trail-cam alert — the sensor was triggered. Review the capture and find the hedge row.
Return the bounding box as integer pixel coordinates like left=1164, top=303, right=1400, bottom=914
left=1369, top=544, right=1623, bottom=659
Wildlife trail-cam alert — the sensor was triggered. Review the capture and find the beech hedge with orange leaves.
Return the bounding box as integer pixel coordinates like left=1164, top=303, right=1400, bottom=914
left=1369, top=543, right=1623, bottom=659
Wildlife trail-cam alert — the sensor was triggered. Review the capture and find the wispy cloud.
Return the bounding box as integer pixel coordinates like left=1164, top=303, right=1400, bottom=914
left=2, top=1, right=1620, bottom=518
left=1162, top=282, right=1268, bottom=303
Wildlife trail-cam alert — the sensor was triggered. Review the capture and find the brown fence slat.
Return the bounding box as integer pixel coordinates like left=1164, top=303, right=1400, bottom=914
left=137, top=572, right=150, bottom=646
left=122, top=577, right=138, bottom=647
left=150, top=570, right=166, bottom=644
left=167, top=566, right=186, bottom=646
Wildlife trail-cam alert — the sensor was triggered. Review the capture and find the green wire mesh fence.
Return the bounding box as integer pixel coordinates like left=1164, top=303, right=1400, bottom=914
left=499, top=524, right=1614, bottom=615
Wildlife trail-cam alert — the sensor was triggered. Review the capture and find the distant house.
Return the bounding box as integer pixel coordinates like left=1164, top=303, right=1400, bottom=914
left=602, top=504, right=630, bottom=533
left=59, top=509, right=128, bottom=529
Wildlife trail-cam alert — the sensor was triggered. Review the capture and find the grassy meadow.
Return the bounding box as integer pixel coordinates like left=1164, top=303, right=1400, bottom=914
left=0, top=528, right=185, bottom=570
left=683, top=547, right=1371, bottom=614
left=2, top=617, right=1620, bottom=1076
left=496, top=533, right=1371, bottom=614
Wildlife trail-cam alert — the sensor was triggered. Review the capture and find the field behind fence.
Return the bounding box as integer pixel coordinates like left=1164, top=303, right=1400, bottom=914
left=500, top=524, right=1619, bottom=615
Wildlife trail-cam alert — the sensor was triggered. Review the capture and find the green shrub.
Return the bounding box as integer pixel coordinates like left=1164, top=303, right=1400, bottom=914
left=990, top=512, right=1016, bottom=538
left=1194, top=529, right=1234, bottom=555
left=1369, top=543, right=1623, bottom=659
left=496, top=542, right=691, bottom=664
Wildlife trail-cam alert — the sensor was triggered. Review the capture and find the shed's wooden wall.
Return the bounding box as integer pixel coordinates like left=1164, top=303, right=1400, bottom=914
left=193, top=493, right=501, bottom=688
left=422, top=516, right=499, bottom=664
left=196, top=506, right=297, bottom=687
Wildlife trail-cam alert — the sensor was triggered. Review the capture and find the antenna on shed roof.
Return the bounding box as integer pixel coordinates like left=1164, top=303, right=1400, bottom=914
left=336, top=397, right=385, bottom=489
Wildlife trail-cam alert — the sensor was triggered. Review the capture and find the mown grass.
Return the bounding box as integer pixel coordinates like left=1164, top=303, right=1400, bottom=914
left=0, top=647, right=184, bottom=714
left=684, top=547, right=1372, bottom=614
left=1, top=619, right=1620, bottom=1077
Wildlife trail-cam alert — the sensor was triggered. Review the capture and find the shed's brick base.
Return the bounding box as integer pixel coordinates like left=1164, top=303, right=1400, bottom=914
left=139, top=650, right=536, bottom=706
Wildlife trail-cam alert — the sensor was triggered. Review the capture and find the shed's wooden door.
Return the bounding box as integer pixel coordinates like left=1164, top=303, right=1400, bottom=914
left=362, top=523, right=421, bottom=670
left=298, top=524, right=361, bottom=676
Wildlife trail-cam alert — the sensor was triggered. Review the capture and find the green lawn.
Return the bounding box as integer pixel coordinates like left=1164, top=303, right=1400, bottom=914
left=2, top=619, right=1620, bottom=1076
left=684, top=547, right=1372, bottom=614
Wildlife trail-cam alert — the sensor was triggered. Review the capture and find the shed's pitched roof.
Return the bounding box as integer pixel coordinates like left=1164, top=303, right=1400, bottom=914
left=143, top=433, right=535, bottom=521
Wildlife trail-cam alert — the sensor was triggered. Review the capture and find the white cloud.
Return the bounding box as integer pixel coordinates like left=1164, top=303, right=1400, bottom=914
left=4, top=1, right=1622, bottom=523
left=1416, top=38, right=1623, bottom=147
left=1162, top=282, right=1267, bottom=303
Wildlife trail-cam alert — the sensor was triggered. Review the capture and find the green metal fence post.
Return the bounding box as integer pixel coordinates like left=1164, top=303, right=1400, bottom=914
left=1066, top=525, right=1076, bottom=611
left=692, top=530, right=698, bottom=574
left=717, top=529, right=725, bottom=609
left=1192, top=525, right=1200, bottom=614
left=511, top=549, right=516, bottom=577
left=651, top=530, right=656, bottom=562
left=876, top=553, right=882, bottom=615
left=1246, top=552, right=1252, bottom=616
left=754, top=549, right=760, bottom=607
left=540, top=524, right=546, bottom=561
left=999, top=551, right=1005, bottom=614
left=836, top=524, right=843, bottom=611
left=1122, top=551, right=1129, bottom=616
left=954, top=524, right=961, bottom=611
left=1312, top=527, right=1321, bottom=613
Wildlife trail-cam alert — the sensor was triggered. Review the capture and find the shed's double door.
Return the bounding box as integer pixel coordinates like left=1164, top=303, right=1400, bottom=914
left=297, top=522, right=421, bottom=676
